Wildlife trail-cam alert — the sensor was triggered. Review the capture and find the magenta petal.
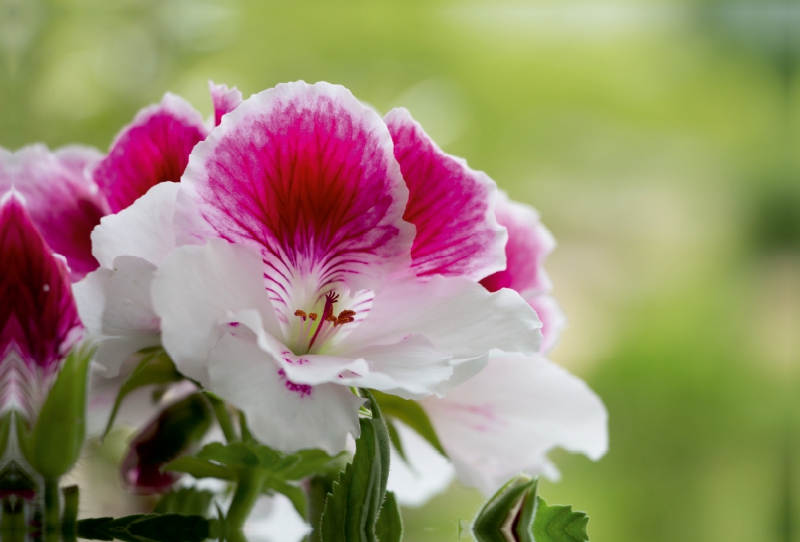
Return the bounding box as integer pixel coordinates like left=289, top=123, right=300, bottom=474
left=209, top=81, right=243, bottom=126
left=0, top=145, right=107, bottom=281
left=385, top=108, right=506, bottom=281
left=179, top=82, right=414, bottom=305
left=94, top=93, right=208, bottom=213
left=480, top=193, right=555, bottom=296
left=0, top=191, right=82, bottom=374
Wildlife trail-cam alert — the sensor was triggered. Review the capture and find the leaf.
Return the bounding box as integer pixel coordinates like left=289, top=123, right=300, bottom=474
left=25, top=343, right=94, bottom=478
left=253, top=444, right=300, bottom=473
left=531, top=497, right=590, bottom=542
left=153, top=487, right=217, bottom=516
left=76, top=514, right=216, bottom=542
left=197, top=441, right=259, bottom=468
left=371, top=390, right=446, bottom=457
left=320, top=389, right=393, bottom=542
left=103, top=349, right=183, bottom=439
left=263, top=476, right=307, bottom=518
left=375, top=491, right=403, bottom=542
left=280, top=449, right=340, bottom=481
left=163, top=456, right=236, bottom=481
left=472, top=475, right=537, bottom=542
left=385, top=418, right=408, bottom=464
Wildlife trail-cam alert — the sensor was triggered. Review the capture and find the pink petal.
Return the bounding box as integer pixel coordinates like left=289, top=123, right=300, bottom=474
left=480, top=192, right=555, bottom=295
left=178, top=82, right=414, bottom=310
left=526, top=293, right=566, bottom=355
left=385, top=108, right=506, bottom=281
left=0, top=190, right=82, bottom=374
left=0, top=145, right=108, bottom=281
left=209, top=81, right=243, bottom=126
left=94, top=93, right=208, bottom=213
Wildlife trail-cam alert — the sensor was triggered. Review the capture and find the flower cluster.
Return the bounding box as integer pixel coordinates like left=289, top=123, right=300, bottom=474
left=0, top=80, right=607, bottom=537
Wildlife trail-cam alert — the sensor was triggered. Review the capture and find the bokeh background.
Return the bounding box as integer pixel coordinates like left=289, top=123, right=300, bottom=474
left=2, top=0, right=800, bottom=540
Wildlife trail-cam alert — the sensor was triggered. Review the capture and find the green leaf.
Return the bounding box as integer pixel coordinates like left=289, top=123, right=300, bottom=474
left=253, top=444, right=300, bottom=473
left=472, top=475, right=537, bottom=542
left=320, top=389, right=393, bottom=542
left=197, top=441, right=259, bottom=468
left=103, top=349, right=183, bottom=439
left=263, top=476, right=307, bottom=517
left=163, top=456, right=236, bottom=481
left=375, top=491, right=403, bottom=542
left=371, top=390, right=446, bottom=457
left=385, top=418, right=408, bottom=464
left=531, top=497, right=590, bottom=542
left=76, top=514, right=217, bottom=542
left=280, top=449, right=340, bottom=481
left=26, top=343, right=94, bottom=478
left=154, top=487, right=216, bottom=516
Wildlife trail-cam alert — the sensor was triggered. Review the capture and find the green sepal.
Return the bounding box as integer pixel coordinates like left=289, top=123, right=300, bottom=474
left=197, top=441, right=260, bottom=468
left=24, top=343, right=94, bottom=478
left=472, top=475, right=537, bottom=542
left=263, top=476, right=307, bottom=517
left=371, top=390, right=446, bottom=457
left=103, top=349, right=183, bottom=439
left=375, top=491, right=403, bottom=542
left=385, top=418, right=408, bottom=464
left=531, top=497, right=590, bottom=542
left=319, top=389, right=394, bottom=542
left=0, top=411, right=12, bottom=457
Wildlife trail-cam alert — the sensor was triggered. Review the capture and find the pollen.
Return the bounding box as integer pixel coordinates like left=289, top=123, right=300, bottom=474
left=308, top=313, right=318, bottom=321
left=294, top=310, right=307, bottom=320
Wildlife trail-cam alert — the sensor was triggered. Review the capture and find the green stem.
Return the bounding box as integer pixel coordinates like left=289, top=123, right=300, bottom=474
left=61, top=485, right=79, bottom=535
left=226, top=468, right=268, bottom=532
left=1, top=497, right=25, bottom=542
left=43, top=477, right=60, bottom=529
left=207, top=394, right=238, bottom=443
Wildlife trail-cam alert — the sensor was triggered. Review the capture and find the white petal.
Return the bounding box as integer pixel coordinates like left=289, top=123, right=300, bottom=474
left=73, top=256, right=162, bottom=377
left=207, top=333, right=363, bottom=454
left=151, top=239, right=282, bottom=386
left=340, top=273, right=542, bottom=360
left=386, top=420, right=455, bottom=507
left=422, top=355, right=608, bottom=496
left=92, top=182, right=179, bottom=269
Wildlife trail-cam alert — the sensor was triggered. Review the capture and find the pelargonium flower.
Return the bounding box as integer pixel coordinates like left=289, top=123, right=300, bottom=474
left=0, top=189, right=84, bottom=419
left=77, top=81, right=543, bottom=453
left=0, top=145, right=107, bottom=281
left=388, top=193, right=607, bottom=502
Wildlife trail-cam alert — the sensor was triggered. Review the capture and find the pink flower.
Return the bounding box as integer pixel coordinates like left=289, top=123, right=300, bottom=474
left=78, top=81, right=542, bottom=453
left=0, top=190, right=83, bottom=417
left=0, top=145, right=107, bottom=281
left=388, top=196, right=606, bottom=501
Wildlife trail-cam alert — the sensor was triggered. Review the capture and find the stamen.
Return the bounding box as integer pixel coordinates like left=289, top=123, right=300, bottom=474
left=293, top=291, right=357, bottom=353
left=294, top=310, right=307, bottom=320
left=308, top=313, right=318, bottom=321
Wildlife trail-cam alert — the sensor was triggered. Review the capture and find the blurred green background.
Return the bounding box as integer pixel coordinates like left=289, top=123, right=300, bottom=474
left=2, top=0, right=800, bottom=540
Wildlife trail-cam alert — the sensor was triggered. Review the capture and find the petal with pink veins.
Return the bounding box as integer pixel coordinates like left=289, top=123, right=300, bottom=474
left=209, top=81, right=243, bottom=126
left=385, top=108, right=507, bottom=281
left=480, top=192, right=555, bottom=296
left=93, top=93, right=208, bottom=213
left=0, top=190, right=82, bottom=374
left=421, top=355, right=608, bottom=496
left=207, top=332, right=364, bottom=454
left=0, top=145, right=107, bottom=281
left=176, top=81, right=415, bottom=315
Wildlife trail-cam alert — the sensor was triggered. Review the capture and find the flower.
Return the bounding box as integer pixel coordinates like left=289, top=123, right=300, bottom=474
left=0, top=145, right=107, bottom=281
left=388, top=193, right=607, bottom=502
left=77, top=81, right=543, bottom=454
left=0, top=189, right=84, bottom=418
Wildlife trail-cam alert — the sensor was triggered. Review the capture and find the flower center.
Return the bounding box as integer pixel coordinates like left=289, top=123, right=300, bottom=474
left=292, top=290, right=356, bottom=354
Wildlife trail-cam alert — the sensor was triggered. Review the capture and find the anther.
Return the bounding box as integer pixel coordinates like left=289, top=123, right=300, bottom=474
left=294, top=310, right=307, bottom=320
left=309, top=313, right=318, bottom=321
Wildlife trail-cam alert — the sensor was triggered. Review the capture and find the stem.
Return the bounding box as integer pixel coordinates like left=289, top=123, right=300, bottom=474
left=207, top=394, right=238, bottom=443
left=43, top=477, right=60, bottom=529
left=226, top=468, right=268, bottom=532
left=61, top=485, right=79, bottom=535
left=1, top=497, right=25, bottom=542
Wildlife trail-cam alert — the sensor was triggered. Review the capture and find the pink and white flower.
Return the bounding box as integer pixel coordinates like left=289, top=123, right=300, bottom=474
left=0, top=189, right=84, bottom=418
left=77, top=81, right=543, bottom=454
left=388, top=193, right=607, bottom=502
